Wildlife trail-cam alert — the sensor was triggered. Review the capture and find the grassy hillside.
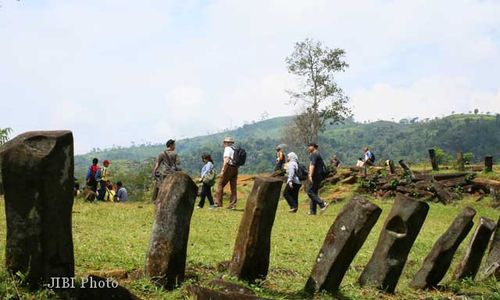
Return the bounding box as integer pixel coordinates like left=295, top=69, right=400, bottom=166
left=75, top=114, right=499, bottom=180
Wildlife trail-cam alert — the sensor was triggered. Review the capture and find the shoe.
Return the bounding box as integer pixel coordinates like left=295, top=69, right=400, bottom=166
left=209, top=205, right=215, bottom=209
left=196, top=206, right=202, bottom=209
left=308, top=212, right=316, bottom=215
left=227, top=206, right=236, bottom=210
left=320, top=203, right=329, bottom=213
left=289, top=208, right=298, bottom=213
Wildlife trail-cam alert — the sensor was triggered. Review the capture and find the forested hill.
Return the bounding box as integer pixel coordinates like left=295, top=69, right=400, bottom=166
left=75, top=114, right=500, bottom=177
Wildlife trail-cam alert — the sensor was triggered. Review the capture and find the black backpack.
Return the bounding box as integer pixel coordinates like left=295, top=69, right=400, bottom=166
left=296, top=163, right=309, bottom=181
left=231, top=146, right=247, bottom=167
left=370, top=153, right=376, bottom=163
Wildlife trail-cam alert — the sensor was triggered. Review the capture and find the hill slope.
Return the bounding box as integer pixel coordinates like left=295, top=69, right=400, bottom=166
left=75, top=114, right=500, bottom=178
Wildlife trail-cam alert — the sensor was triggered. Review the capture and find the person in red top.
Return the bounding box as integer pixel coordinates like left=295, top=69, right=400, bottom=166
left=86, top=158, right=100, bottom=193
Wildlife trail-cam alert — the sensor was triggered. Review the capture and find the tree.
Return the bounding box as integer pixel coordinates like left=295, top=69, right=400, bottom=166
left=285, top=38, right=351, bottom=145
left=0, top=128, right=12, bottom=145
left=474, top=108, right=479, bottom=115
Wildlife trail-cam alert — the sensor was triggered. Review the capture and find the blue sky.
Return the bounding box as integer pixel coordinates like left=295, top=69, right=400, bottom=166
left=1, top=0, right=499, bottom=153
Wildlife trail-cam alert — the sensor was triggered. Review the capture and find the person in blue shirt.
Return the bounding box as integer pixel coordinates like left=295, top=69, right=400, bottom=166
left=114, top=181, right=128, bottom=202
left=197, top=154, right=215, bottom=209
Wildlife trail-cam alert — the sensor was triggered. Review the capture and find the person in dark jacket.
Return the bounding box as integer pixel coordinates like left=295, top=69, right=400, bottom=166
left=307, top=143, right=328, bottom=215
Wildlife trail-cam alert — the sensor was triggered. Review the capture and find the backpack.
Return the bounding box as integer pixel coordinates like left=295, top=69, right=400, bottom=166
left=202, top=169, right=217, bottom=186
left=296, top=163, right=309, bottom=181
left=369, top=152, right=376, bottom=163
left=231, top=146, right=247, bottom=167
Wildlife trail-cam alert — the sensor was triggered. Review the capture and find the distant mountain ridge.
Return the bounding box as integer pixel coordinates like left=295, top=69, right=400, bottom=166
left=75, top=114, right=500, bottom=176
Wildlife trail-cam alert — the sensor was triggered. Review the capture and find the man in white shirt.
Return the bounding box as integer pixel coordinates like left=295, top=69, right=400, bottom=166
left=215, top=137, right=238, bottom=209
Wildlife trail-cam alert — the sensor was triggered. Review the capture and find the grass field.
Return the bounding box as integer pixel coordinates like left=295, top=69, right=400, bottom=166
left=1, top=173, right=499, bottom=299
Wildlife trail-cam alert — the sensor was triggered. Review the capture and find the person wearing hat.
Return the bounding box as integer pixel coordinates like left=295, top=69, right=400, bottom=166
left=215, top=137, right=238, bottom=209
left=274, top=145, right=285, bottom=172
left=151, top=139, right=181, bottom=201
left=307, top=142, right=329, bottom=215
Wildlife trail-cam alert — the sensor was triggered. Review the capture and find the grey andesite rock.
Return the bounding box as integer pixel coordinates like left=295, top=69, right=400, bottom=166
left=305, top=195, right=382, bottom=294
left=145, top=172, right=198, bottom=289
left=484, top=216, right=500, bottom=279
left=410, top=207, right=476, bottom=289
left=358, top=195, right=429, bottom=293
left=454, top=216, right=496, bottom=280
left=0, top=131, right=75, bottom=286
left=229, top=176, right=283, bottom=282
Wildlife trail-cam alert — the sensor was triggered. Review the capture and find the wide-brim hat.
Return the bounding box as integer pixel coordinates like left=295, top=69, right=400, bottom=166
left=223, top=137, right=235, bottom=143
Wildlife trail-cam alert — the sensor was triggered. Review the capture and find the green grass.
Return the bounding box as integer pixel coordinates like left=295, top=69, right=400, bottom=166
left=1, top=181, right=499, bottom=299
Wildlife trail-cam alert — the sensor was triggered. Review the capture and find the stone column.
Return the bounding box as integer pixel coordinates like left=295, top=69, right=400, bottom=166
left=454, top=216, right=496, bottom=280
left=484, top=216, right=500, bottom=279
left=410, top=207, right=476, bottom=289
left=428, top=149, right=439, bottom=171
left=485, top=156, right=493, bottom=172
left=145, top=172, right=198, bottom=289
left=305, top=196, right=381, bottom=294
left=1, top=131, right=75, bottom=286
left=358, top=195, right=429, bottom=293
left=229, top=177, right=283, bottom=282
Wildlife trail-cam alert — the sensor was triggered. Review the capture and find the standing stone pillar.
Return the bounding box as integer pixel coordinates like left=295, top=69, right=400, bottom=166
left=358, top=195, right=429, bottom=293
left=485, top=216, right=500, bottom=279
left=0, top=131, right=75, bottom=286
left=398, top=160, right=414, bottom=179
left=428, top=149, right=439, bottom=171
left=229, top=177, right=283, bottom=282
left=485, top=156, right=493, bottom=172
left=457, top=152, right=465, bottom=172
left=145, top=172, right=198, bottom=289
left=387, top=160, right=396, bottom=175
left=410, top=207, right=476, bottom=289
left=454, top=216, right=496, bottom=280
left=305, top=196, right=381, bottom=294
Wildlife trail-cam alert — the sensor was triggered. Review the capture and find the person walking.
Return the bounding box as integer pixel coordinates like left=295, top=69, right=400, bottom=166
left=151, top=139, right=181, bottom=201
left=283, top=152, right=301, bottom=213
left=307, top=143, right=328, bottom=215
left=197, top=154, right=215, bottom=209
left=86, top=158, right=100, bottom=193
left=215, top=137, right=239, bottom=209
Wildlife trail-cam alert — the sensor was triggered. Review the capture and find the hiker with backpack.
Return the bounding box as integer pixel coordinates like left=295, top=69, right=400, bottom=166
left=215, top=137, right=246, bottom=209
left=96, top=159, right=111, bottom=201
left=283, top=152, right=304, bottom=213
left=86, top=158, right=100, bottom=193
left=151, top=139, right=181, bottom=201
left=363, top=147, right=375, bottom=166
left=197, top=154, right=216, bottom=209
left=274, top=145, right=285, bottom=172
left=307, top=143, right=329, bottom=215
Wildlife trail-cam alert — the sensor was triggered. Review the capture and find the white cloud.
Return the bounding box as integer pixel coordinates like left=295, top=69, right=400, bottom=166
left=351, top=76, right=500, bottom=122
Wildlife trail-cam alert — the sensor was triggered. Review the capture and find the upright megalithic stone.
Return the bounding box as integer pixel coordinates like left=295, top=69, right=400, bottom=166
left=454, top=216, right=496, bottom=280
left=229, top=177, right=283, bottom=282
left=428, top=148, right=439, bottom=171
left=485, top=156, right=493, bottom=172
left=410, top=207, right=476, bottom=289
left=0, top=131, right=75, bottom=286
left=485, top=216, right=500, bottom=279
left=358, top=195, right=429, bottom=293
left=305, top=196, right=382, bottom=294
left=145, top=172, right=198, bottom=289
